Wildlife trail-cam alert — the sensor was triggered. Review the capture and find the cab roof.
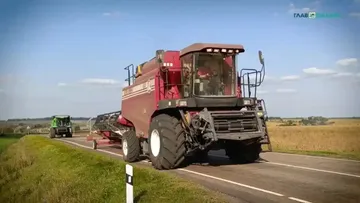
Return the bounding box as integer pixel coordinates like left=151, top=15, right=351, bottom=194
left=53, top=115, right=70, bottom=118
left=180, top=43, right=245, bottom=57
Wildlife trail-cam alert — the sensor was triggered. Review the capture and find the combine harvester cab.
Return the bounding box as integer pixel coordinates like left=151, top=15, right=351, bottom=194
left=93, top=43, right=272, bottom=170
left=49, top=115, right=73, bottom=138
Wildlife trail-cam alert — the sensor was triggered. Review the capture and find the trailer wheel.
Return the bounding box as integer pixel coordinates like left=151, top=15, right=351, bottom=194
left=225, top=142, right=261, bottom=164
left=122, top=130, right=140, bottom=162
left=148, top=114, right=186, bottom=170
left=49, top=128, right=55, bottom=139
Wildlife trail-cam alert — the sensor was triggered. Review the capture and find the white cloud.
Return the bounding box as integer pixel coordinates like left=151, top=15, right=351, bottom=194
left=102, top=11, right=122, bottom=17
left=0, top=89, right=4, bottom=93
left=264, top=75, right=277, bottom=81
left=356, top=73, right=360, bottom=77
left=276, top=88, right=297, bottom=93
left=80, top=78, right=120, bottom=85
left=332, top=72, right=354, bottom=78
left=303, top=67, right=336, bottom=76
left=288, top=3, right=315, bottom=13
left=57, top=82, right=67, bottom=87
left=336, top=58, right=358, bottom=66
left=280, top=75, right=301, bottom=81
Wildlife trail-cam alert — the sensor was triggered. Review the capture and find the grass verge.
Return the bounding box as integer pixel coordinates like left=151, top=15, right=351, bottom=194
left=0, top=134, right=24, bottom=154
left=0, top=135, right=226, bottom=203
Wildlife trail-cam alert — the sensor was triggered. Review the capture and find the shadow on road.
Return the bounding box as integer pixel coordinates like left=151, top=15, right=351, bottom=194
left=190, top=155, right=268, bottom=167
left=63, top=137, right=269, bottom=167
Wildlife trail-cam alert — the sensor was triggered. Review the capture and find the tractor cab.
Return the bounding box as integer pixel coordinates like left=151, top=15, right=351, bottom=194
left=52, top=115, right=72, bottom=127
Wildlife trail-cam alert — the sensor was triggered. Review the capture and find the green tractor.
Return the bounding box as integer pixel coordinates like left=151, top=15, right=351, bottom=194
left=49, top=115, right=73, bottom=138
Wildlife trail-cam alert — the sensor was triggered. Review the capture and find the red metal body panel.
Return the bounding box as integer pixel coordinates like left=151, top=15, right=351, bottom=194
left=121, top=51, right=185, bottom=138
left=122, top=91, right=156, bottom=137
left=162, top=51, right=182, bottom=100
left=121, top=58, right=158, bottom=138
left=92, top=131, right=121, bottom=147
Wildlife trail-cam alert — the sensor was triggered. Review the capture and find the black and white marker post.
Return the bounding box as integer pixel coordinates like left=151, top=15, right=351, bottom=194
left=126, top=164, right=133, bottom=203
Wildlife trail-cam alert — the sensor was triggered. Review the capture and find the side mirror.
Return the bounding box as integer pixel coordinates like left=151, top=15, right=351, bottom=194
left=258, top=50, right=264, bottom=65
left=264, top=114, right=269, bottom=122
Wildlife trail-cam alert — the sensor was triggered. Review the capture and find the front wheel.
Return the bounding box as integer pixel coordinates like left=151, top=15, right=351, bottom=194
left=49, top=128, right=55, bottom=139
left=148, top=114, right=187, bottom=170
left=122, top=130, right=140, bottom=162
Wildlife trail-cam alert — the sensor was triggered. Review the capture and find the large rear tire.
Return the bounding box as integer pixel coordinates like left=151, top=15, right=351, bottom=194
left=225, top=141, right=261, bottom=164
left=49, top=128, right=55, bottom=139
left=122, top=130, right=141, bottom=162
left=148, top=114, right=186, bottom=170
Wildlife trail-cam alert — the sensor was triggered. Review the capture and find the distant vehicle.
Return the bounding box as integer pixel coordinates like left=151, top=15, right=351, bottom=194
left=92, top=42, right=272, bottom=170
left=49, top=115, right=73, bottom=138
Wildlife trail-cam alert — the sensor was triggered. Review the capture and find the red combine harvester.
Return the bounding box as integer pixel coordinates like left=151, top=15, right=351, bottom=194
left=92, top=43, right=272, bottom=170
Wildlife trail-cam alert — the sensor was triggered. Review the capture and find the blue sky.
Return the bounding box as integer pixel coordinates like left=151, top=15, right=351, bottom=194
left=0, top=0, right=359, bottom=119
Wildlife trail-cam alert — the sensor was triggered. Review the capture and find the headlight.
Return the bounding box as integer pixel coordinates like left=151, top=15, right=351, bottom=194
left=257, top=111, right=264, bottom=117
left=244, top=99, right=251, bottom=105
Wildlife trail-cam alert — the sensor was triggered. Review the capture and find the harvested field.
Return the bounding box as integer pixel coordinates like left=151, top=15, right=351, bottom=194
left=267, top=119, right=360, bottom=160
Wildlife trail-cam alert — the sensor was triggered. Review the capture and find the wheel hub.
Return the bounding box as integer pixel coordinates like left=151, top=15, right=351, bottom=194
left=150, top=129, right=161, bottom=157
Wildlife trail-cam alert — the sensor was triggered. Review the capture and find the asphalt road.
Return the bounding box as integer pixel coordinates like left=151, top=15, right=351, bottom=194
left=54, top=135, right=360, bottom=203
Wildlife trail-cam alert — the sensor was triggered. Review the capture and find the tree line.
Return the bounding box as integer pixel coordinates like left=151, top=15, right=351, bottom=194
left=2, top=117, right=95, bottom=122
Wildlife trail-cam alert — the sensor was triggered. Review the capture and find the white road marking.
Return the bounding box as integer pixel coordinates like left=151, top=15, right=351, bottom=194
left=98, top=149, right=123, bottom=157
left=269, top=152, right=360, bottom=163
left=262, top=161, right=360, bottom=178
left=209, top=154, right=360, bottom=178
left=289, top=197, right=312, bottom=203
left=177, top=168, right=284, bottom=196
left=55, top=138, right=313, bottom=203
left=59, top=139, right=93, bottom=150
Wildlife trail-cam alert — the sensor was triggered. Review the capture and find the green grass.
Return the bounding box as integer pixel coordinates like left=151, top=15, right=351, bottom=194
left=0, top=135, right=226, bottom=203
left=0, top=134, right=24, bottom=154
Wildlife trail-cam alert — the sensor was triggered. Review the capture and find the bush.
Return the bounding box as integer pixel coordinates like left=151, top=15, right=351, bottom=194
left=299, top=116, right=331, bottom=126
left=279, top=120, right=297, bottom=126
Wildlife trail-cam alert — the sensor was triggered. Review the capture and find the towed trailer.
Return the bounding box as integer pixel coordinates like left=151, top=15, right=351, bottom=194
left=90, top=111, right=130, bottom=149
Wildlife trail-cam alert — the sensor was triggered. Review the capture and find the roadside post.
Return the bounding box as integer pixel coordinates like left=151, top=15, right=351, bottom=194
left=126, top=164, right=133, bottom=203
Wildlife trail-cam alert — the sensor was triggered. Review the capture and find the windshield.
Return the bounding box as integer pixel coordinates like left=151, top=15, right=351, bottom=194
left=56, top=118, right=71, bottom=127
left=193, top=53, right=236, bottom=96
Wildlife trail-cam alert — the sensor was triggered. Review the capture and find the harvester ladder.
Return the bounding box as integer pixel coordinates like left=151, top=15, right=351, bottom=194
left=258, top=99, right=272, bottom=152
